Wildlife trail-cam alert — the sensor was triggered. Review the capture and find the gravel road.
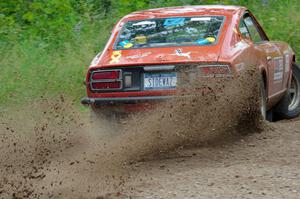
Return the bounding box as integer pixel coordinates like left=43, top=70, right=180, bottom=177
left=0, top=95, right=299, bottom=199
left=122, top=118, right=300, bottom=199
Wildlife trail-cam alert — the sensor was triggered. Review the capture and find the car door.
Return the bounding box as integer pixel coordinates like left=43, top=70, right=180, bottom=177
left=240, top=12, right=285, bottom=97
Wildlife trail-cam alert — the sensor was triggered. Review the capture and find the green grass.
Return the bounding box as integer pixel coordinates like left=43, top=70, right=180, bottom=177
left=1, top=0, right=300, bottom=108
left=0, top=21, right=112, bottom=107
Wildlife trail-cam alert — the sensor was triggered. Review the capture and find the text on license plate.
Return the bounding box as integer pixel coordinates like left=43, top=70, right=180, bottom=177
left=144, top=73, right=177, bottom=90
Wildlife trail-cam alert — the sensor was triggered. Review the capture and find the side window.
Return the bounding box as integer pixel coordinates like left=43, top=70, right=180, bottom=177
left=243, top=15, right=263, bottom=43
left=239, top=19, right=251, bottom=40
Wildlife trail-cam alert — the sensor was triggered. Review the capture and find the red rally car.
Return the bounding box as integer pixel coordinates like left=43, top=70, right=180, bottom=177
left=81, top=5, right=300, bottom=121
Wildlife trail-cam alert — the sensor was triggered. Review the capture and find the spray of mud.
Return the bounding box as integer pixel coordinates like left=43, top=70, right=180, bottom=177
left=0, top=67, right=263, bottom=198
left=107, top=66, right=263, bottom=162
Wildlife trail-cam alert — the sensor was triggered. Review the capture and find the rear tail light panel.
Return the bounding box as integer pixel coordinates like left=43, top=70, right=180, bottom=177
left=88, top=64, right=232, bottom=93
left=90, top=69, right=123, bottom=91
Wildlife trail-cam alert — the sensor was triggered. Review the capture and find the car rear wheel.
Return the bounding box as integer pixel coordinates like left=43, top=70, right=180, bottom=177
left=259, top=79, right=267, bottom=120
left=275, top=63, right=300, bottom=119
left=259, top=75, right=274, bottom=122
left=288, top=68, right=300, bottom=113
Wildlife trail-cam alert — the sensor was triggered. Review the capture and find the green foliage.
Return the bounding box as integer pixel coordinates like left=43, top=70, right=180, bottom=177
left=1, top=0, right=300, bottom=107
left=1, top=0, right=78, bottom=44
left=0, top=20, right=111, bottom=106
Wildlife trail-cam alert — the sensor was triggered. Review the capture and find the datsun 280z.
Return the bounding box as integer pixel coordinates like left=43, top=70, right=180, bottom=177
left=81, top=5, right=300, bottom=122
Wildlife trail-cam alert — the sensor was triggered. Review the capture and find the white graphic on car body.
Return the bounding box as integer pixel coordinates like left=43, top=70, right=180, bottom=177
left=171, top=49, right=191, bottom=59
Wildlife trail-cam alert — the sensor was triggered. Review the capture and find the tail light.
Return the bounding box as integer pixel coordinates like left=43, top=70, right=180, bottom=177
left=92, top=82, right=121, bottom=89
left=92, top=71, right=120, bottom=80
left=90, top=69, right=122, bottom=91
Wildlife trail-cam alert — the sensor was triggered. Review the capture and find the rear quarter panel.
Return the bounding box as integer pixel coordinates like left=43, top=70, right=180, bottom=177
left=218, top=9, right=260, bottom=76
left=218, top=9, right=294, bottom=109
left=270, top=41, right=294, bottom=89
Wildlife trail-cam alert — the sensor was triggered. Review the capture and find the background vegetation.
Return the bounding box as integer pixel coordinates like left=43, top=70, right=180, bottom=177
left=1, top=0, right=300, bottom=107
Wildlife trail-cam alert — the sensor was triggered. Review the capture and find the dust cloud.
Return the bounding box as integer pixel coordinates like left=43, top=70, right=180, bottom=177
left=0, top=67, right=263, bottom=198
left=108, top=66, right=262, bottom=162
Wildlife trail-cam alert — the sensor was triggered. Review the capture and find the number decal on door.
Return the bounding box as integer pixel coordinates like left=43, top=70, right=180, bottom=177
left=273, top=57, right=284, bottom=83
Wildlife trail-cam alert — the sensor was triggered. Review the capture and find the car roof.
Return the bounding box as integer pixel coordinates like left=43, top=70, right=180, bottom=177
left=123, top=5, right=246, bottom=20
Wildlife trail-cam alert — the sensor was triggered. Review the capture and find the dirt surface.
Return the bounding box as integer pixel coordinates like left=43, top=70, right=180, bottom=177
left=0, top=69, right=299, bottom=198
left=123, top=118, right=300, bottom=199
left=1, top=101, right=299, bottom=199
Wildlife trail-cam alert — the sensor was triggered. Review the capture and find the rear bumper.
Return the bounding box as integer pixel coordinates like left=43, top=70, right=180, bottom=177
left=81, top=95, right=172, bottom=105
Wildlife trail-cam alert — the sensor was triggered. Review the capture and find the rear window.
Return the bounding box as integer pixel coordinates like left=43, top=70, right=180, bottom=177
left=114, top=16, right=225, bottom=50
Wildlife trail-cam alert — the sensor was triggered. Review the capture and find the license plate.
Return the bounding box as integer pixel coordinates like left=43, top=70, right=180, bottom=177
left=144, top=72, right=177, bottom=90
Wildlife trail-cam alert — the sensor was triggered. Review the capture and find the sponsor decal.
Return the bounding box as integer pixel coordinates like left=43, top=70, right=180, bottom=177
left=285, top=54, right=290, bottom=73
left=171, top=49, right=191, bottom=59
left=126, top=52, right=152, bottom=59
left=191, top=17, right=211, bottom=21
left=119, top=40, right=133, bottom=49
left=206, top=37, right=216, bottom=43
left=132, top=21, right=156, bottom=32
left=273, top=57, right=284, bottom=82
left=133, top=21, right=156, bottom=26
left=134, top=35, right=147, bottom=45
left=124, top=43, right=133, bottom=49
left=197, top=37, right=216, bottom=45
left=110, top=51, right=122, bottom=64
left=164, top=18, right=185, bottom=28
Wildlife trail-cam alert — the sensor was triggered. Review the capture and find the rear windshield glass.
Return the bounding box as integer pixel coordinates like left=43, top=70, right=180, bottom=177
left=114, top=16, right=224, bottom=50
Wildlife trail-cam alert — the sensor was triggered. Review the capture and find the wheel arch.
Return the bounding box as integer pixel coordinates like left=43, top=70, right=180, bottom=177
left=293, top=54, right=296, bottom=63
left=260, top=68, right=268, bottom=90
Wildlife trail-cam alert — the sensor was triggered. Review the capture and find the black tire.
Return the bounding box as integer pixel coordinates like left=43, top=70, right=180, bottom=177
left=259, top=77, right=267, bottom=120
left=260, top=75, right=274, bottom=122
left=275, top=63, right=300, bottom=119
